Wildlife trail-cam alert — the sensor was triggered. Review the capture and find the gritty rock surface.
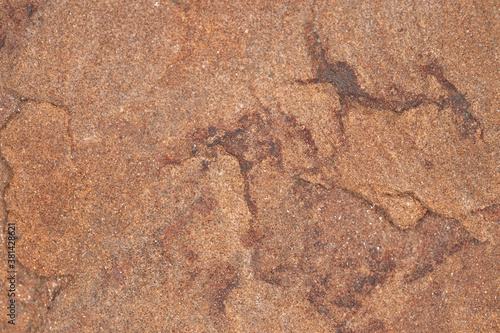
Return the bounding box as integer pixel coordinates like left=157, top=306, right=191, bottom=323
left=0, top=0, right=498, bottom=332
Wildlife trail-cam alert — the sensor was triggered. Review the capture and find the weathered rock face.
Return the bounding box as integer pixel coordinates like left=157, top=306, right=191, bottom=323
left=0, top=0, right=498, bottom=332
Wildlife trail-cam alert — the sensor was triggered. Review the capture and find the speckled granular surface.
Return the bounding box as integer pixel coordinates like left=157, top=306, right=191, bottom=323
left=0, top=0, right=498, bottom=332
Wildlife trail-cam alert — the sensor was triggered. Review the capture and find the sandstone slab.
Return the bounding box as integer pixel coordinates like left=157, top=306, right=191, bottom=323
left=0, top=0, right=498, bottom=332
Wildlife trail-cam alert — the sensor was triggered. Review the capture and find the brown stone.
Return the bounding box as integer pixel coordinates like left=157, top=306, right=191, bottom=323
left=0, top=0, right=498, bottom=332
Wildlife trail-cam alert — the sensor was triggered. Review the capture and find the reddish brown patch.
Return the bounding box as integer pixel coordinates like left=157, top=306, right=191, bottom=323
left=423, top=159, right=434, bottom=170
left=241, top=225, right=264, bottom=248
left=307, top=281, right=329, bottom=315
left=283, top=113, right=319, bottom=157
left=184, top=248, right=199, bottom=263
left=188, top=127, right=209, bottom=143
left=0, top=1, right=44, bottom=52
left=155, top=196, right=216, bottom=250
left=206, top=262, right=240, bottom=327
left=421, top=62, right=482, bottom=139
left=405, top=215, right=474, bottom=283
left=177, top=268, right=200, bottom=292
left=157, top=154, right=183, bottom=173
left=157, top=215, right=189, bottom=246
left=105, top=259, right=131, bottom=286
left=363, top=319, right=386, bottom=332
left=302, top=23, right=481, bottom=140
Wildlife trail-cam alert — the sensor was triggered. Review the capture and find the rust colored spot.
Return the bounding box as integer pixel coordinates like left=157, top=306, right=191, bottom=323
left=158, top=215, right=189, bottom=246
left=367, top=248, right=397, bottom=276
left=105, top=259, right=131, bottom=286
left=107, top=266, right=125, bottom=285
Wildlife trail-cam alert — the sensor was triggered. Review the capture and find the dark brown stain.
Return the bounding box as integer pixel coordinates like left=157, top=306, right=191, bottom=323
left=201, top=113, right=289, bottom=248
left=405, top=262, right=434, bottom=283
left=200, top=159, right=210, bottom=172
left=283, top=113, right=319, bottom=157
left=168, top=0, right=198, bottom=12
left=0, top=1, right=44, bottom=52
left=239, top=159, right=253, bottom=175
left=405, top=216, right=474, bottom=283
left=26, top=3, right=37, bottom=18
left=207, top=125, right=217, bottom=136
left=185, top=110, right=323, bottom=252
left=293, top=182, right=406, bottom=319
left=301, top=22, right=428, bottom=114
left=240, top=225, right=264, bottom=248
left=158, top=154, right=183, bottom=171
left=307, top=282, right=329, bottom=315
left=421, top=62, right=482, bottom=139
left=366, top=247, right=397, bottom=277
left=334, top=293, right=362, bottom=310
left=423, top=159, right=434, bottom=170
left=184, top=248, right=199, bottom=263
left=251, top=243, right=300, bottom=287
left=207, top=263, right=239, bottom=327
left=260, top=264, right=288, bottom=286
left=104, top=258, right=131, bottom=286
left=154, top=196, right=215, bottom=250
left=214, top=124, right=259, bottom=219
left=364, top=319, right=386, bottom=332
left=336, top=327, right=355, bottom=333
left=301, top=22, right=482, bottom=140
left=352, top=274, right=378, bottom=293
left=332, top=251, right=396, bottom=311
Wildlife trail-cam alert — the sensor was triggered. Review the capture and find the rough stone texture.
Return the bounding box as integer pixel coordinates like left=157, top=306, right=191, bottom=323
left=0, top=0, right=498, bottom=332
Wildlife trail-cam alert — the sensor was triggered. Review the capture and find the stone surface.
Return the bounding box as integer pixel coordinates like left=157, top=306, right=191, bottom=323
left=0, top=0, right=498, bottom=332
